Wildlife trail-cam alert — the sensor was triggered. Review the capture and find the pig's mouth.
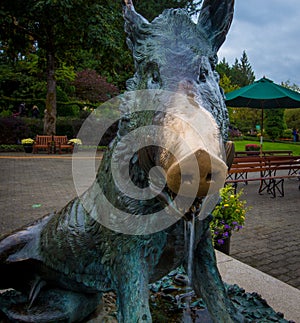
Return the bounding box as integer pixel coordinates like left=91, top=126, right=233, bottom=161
left=149, top=183, right=203, bottom=221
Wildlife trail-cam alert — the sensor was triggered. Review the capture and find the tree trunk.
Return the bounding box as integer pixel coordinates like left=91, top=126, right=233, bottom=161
left=44, top=51, right=56, bottom=135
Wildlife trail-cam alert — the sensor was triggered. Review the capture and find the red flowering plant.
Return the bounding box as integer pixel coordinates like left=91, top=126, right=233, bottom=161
left=210, top=185, right=251, bottom=246
left=245, top=144, right=260, bottom=151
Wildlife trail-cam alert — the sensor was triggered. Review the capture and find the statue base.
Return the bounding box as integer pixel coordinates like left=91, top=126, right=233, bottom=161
left=0, top=269, right=295, bottom=323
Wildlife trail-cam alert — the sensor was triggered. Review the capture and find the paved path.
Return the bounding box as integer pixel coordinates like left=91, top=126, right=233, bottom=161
left=0, top=152, right=299, bottom=291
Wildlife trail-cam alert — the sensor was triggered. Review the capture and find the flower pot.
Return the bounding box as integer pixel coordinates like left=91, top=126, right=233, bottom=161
left=23, top=145, right=33, bottom=153
left=214, top=235, right=231, bottom=255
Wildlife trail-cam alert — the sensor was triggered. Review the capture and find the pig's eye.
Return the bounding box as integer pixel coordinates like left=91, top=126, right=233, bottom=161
left=152, top=71, right=160, bottom=83
left=198, top=66, right=208, bottom=83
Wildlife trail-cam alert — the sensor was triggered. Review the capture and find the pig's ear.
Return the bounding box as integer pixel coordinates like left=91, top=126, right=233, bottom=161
left=123, top=0, right=150, bottom=51
left=197, top=0, right=234, bottom=53
left=123, top=1, right=150, bottom=32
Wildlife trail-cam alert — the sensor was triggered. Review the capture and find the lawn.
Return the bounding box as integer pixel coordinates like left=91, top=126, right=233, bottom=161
left=233, top=140, right=300, bottom=155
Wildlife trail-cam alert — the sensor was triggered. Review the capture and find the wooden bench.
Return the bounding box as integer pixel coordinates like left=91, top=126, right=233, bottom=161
left=226, top=156, right=300, bottom=197
left=33, top=135, right=52, bottom=154
left=53, top=135, right=74, bottom=154
left=234, top=150, right=293, bottom=157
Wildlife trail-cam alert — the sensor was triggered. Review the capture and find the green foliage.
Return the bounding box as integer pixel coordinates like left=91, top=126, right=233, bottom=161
left=55, top=117, right=84, bottom=138
left=219, top=74, right=238, bottom=94
left=230, top=51, right=255, bottom=87
left=57, top=104, right=80, bottom=118
left=0, top=144, right=24, bottom=152
left=217, top=53, right=257, bottom=133
left=56, top=87, right=79, bottom=117
left=0, top=109, right=12, bottom=117
left=284, top=108, right=300, bottom=130
left=264, top=109, right=285, bottom=140
left=134, top=0, right=202, bottom=21
left=216, top=58, right=231, bottom=80
left=281, top=80, right=300, bottom=93
left=229, top=108, right=261, bottom=134
left=282, top=128, right=293, bottom=139
left=217, top=52, right=255, bottom=91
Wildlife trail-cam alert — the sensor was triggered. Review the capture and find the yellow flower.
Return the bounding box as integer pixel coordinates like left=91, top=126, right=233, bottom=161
left=21, top=138, right=34, bottom=145
left=68, top=138, right=82, bottom=145
left=224, top=204, right=229, bottom=207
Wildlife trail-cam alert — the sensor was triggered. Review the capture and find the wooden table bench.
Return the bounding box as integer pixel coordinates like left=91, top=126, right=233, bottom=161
left=234, top=150, right=293, bottom=157
left=226, top=156, right=300, bottom=197
left=53, top=136, right=74, bottom=154
left=33, top=135, right=52, bottom=154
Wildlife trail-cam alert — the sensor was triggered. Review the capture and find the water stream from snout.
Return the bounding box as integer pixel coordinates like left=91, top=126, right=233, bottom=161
left=182, top=214, right=195, bottom=323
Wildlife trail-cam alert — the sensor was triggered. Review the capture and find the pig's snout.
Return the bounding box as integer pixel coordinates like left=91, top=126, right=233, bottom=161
left=165, top=148, right=227, bottom=198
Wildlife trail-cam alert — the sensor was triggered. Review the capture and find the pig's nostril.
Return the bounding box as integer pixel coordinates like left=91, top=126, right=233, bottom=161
left=182, top=174, right=193, bottom=184
left=206, top=173, right=212, bottom=183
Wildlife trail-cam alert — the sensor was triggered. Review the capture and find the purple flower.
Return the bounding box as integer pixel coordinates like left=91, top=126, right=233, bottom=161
left=224, top=224, right=231, bottom=230
left=232, top=221, right=238, bottom=225
left=223, top=231, right=229, bottom=237
left=217, top=239, right=224, bottom=245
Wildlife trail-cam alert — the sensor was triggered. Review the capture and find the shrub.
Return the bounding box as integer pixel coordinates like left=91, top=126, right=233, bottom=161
left=73, top=69, right=119, bottom=103
left=0, top=144, right=24, bottom=152
left=245, top=144, right=260, bottom=151
left=282, top=129, right=293, bottom=139
left=0, top=116, right=117, bottom=146
left=0, top=117, right=30, bottom=144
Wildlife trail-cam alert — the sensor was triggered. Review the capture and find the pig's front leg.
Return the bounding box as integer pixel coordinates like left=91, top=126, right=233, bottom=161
left=191, top=219, right=245, bottom=323
left=114, top=255, right=152, bottom=322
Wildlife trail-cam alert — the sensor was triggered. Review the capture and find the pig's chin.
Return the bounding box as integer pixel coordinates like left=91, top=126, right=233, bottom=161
left=149, top=180, right=204, bottom=222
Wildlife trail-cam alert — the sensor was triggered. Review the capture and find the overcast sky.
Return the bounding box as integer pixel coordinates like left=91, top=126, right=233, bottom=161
left=218, top=0, right=300, bottom=86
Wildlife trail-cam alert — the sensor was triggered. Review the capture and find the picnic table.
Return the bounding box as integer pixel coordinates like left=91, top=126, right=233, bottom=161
left=226, top=155, right=300, bottom=197
left=234, top=150, right=293, bottom=157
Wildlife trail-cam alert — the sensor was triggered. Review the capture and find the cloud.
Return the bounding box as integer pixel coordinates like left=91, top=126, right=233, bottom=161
left=218, top=0, right=300, bottom=86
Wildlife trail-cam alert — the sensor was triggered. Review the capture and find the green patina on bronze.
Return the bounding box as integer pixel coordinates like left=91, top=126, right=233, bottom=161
left=0, top=1, right=291, bottom=322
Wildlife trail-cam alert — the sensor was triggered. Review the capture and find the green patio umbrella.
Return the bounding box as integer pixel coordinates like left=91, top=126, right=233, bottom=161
left=225, top=77, right=300, bottom=148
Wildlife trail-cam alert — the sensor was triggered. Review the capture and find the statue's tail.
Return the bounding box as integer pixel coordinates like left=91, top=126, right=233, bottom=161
left=0, top=214, right=52, bottom=291
left=0, top=214, right=102, bottom=323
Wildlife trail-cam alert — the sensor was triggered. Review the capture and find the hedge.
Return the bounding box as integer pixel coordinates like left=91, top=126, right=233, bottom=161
left=0, top=116, right=117, bottom=146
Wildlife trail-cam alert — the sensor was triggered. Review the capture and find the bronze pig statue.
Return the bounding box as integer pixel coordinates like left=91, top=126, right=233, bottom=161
left=0, top=0, right=243, bottom=322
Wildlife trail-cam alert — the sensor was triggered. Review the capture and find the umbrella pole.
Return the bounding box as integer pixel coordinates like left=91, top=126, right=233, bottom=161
left=260, top=107, right=264, bottom=156
left=260, top=135, right=263, bottom=156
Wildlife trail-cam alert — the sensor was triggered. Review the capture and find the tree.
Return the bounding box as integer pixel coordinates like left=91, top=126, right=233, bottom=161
left=0, top=1, right=127, bottom=134
left=217, top=52, right=257, bottom=133
left=265, top=109, right=285, bottom=140
left=216, top=57, right=231, bottom=80
left=230, top=51, right=255, bottom=87
left=73, top=69, right=119, bottom=103
left=134, top=0, right=203, bottom=21
left=284, top=109, right=300, bottom=130
left=280, top=82, right=300, bottom=131
left=1, top=1, right=203, bottom=134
